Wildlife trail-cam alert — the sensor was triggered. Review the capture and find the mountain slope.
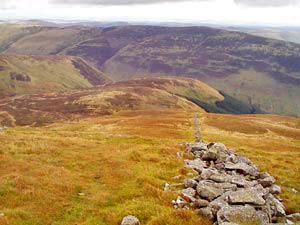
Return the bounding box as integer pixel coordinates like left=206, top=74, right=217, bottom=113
left=3, top=27, right=103, bottom=55
left=0, top=54, right=110, bottom=97
left=0, top=108, right=299, bottom=225
left=1, top=25, right=300, bottom=116
left=101, top=27, right=300, bottom=116
left=0, top=24, right=45, bottom=52
left=0, top=77, right=258, bottom=126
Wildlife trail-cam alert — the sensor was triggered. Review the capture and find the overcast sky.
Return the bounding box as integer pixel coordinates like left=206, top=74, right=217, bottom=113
left=1, top=0, right=300, bottom=26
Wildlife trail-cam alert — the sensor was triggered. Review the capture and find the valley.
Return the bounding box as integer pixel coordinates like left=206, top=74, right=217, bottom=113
left=0, top=21, right=300, bottom=225
left=0, top=54, right=110, bottom=97
left=1, top=24, right=300, bottom=116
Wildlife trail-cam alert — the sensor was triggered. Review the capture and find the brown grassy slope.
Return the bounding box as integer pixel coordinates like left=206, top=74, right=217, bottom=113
left=0, top=109, right=299, bottom=225
left=3, top=27, right=103, bottom=55
left=0, top=24, right=45, bottom=52
left=0, top=54, right=110, bottom=97
left=0, top=77, right=221, bottom=126
left=0, top=109, right=211, bottom=225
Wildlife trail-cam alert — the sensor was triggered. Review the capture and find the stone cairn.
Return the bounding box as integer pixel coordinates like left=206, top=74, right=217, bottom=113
left=170, top=141, right=300, bottom=225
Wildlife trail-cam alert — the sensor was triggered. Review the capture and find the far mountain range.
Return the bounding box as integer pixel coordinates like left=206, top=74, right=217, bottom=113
left=1, top=21, right=300, bottom=116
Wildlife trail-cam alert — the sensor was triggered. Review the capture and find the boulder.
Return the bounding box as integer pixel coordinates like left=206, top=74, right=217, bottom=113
left=185, top=158, right=207, bottom=172
left=197, top=182, right=224, bottom=201
left=213, top=182, right=237, bottom=191
left=269, top=185, right=282, bottom=195
left=217, top=205, right=270, bottom=225
left=181, top=188, right=196, bottom=202
left=209, top=196, right=229, bottom=214
left=228, top=188, right=265, bottom=205
left=236, top=155, right=252, bottom=165
left=210, top=174, right=228, bottom=183
left=202, top=143, right=229, bottom=163
left=265, top=194, right=286, bottom=217
left=287, top=213, right=300, bottom=222
left=189, top=142, right=208, bottom=153
left=199, top=207, right=214, bottom=220
left=208, top=143, right=228, bottom=153
left=200, top=168, right=217, bottom=180
left=259, top=175, right=276, bottom=188
left=227, top=175, right=251, bottom=187
left=184, top=179, right=198, bottom=189
left=225, top=162, right=258, bottom=176
left=202, top=148, right=219, bottom=161
left=121, top=215, right=140, bottom=225
left=191, top=199, right=209, bottom=208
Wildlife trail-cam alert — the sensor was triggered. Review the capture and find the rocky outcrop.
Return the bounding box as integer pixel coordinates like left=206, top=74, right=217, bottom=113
left=170, top=142, right=298, bottom=225
left=120, top=215, right=140, bottom=225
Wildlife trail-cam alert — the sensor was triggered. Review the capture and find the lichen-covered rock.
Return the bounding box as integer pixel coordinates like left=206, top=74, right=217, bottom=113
left=213, top=182, right=237, bottom=191
left=199, top=207, right=214, bottom=220
left=191, top=199, right=209, bottom=208
left=197, top=182, right=224, bottom=201
left=287, top=213, right=300, bottom=222
left=228, top=188, right=265, bottom=205
left=269, top=185, right=282, bottom=195
left=259, top=175, right=276, bottom=188
left=200, top=168, right=217, bottom=180
left=184, top=178, right=198, bottom=189
left=185, top=158, right=207, bottom=172
left=225, top=162, right=258, bottom=176
left=209, top=196, right=229, bottom=214
left=181, top=188, right=196, bottom=202
left=189, top=142, right=208, bottom=152
left=217, top=205, right=270, bottom=225
left=121, top=215, right=140, bottom=225
left=266, top=194, right=286, bottom=217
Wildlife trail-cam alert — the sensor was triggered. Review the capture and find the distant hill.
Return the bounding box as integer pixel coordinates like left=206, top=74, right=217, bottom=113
left=0, top=77, right=258, bottom=126
left=1, top=25, right=300, bottom=116
left=0, top=54, right=110, bottom=97
left=226, top=26, right=300, bottom=45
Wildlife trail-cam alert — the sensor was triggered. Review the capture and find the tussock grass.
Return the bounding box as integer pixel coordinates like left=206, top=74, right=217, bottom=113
left=0, top=109, right=299, bottom=224
left=0, top=110, right=210, bottom=225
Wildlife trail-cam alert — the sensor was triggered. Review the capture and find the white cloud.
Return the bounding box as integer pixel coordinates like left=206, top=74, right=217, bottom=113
left=1, top=0, right=300, bottom=26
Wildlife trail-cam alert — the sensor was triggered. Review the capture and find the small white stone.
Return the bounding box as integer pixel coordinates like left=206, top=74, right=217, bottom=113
left=0, top=213, right=5, bottom=217
left=78, top=192, right=85, bottom=196
left=164, top=183, right=171, bottom=191
left=291, top=188, right=298, bottom=194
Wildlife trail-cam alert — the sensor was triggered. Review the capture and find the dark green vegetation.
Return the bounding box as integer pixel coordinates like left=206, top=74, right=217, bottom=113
left=189, top=91, right=263, bottom=115
left=0, top=54, right=110, bottom=97
left=1, top=24, right=300, bottom=116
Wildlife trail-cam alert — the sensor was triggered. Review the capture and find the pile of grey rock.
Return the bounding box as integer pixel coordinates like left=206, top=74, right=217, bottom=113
left=171, top=142, right=300, bottom=225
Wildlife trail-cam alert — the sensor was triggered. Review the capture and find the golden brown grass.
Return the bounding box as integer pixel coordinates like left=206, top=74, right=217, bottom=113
left=0, top=108, right=299, bottom=225
left=0, top=109, right=210, bottom=225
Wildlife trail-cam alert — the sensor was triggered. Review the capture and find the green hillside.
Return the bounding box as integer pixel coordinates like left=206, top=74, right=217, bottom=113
left=1, top=25, right=300, bottom=116
left=0, top=54, right=110, bottom=97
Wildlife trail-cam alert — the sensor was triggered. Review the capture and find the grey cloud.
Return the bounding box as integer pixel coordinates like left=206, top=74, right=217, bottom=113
left=234, top=0, right=300, bottom=7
